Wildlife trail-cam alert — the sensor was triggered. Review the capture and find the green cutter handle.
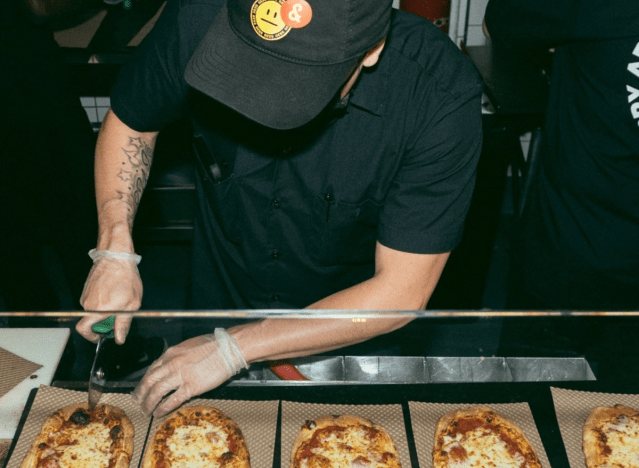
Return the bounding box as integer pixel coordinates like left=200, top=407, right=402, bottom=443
left=92, top=316, right=115, bottom=338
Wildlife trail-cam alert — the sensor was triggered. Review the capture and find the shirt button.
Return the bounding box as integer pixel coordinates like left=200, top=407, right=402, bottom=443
left=272, top=199, right=281, bottom=209
left=271, top=250, right=280, bottom=260
left=271, top=294, right=280, bottom=302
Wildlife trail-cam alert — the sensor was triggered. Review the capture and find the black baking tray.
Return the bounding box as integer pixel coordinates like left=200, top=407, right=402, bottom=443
left=6, top=381, right=638, bottom=468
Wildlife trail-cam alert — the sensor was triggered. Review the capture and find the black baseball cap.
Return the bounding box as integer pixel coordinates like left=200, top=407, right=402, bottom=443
left=185, top=0, right=392, bottom=130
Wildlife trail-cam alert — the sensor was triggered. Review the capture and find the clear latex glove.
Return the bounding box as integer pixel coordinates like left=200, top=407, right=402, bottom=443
left=81, top=257, right=143, bottom=311
left=78, top=256, right=141, bottom=344
left=132, top=329, right=247, bottom=418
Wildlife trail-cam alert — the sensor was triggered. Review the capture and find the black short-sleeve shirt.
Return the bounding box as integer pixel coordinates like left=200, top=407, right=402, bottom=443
left=111, top=0, right=483, bottom=309
left=486, top=0, right=639, bottom=309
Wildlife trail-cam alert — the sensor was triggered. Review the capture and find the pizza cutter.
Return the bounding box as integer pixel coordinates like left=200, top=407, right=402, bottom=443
left=88, top=316, right=115, bottom=410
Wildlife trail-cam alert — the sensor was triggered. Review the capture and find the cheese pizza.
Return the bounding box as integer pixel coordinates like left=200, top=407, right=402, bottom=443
left=20, top=402, right=134, bottom=468
left=433, top=406, right=541, bottom=468
left=290, top=414, right=402, bottom=468
left=141, top=406, right=250, bottom=468
left=583, top=404, right=639, bottom=468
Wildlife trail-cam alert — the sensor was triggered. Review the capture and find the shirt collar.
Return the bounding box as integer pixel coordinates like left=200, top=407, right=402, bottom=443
left=347, top=48, right=389, bottom=117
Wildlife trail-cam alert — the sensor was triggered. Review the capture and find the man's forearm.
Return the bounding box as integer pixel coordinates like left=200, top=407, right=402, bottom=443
left=95, top=109, right=158, bottom=252
left=230, top=273, right=437, bottom=363
left=230, top=246, right=449, bottom=363
left=230, top=314, right=413, bottom=363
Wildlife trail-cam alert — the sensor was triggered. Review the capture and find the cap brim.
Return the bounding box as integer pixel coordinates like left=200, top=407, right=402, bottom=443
left=185, top=3, right=359, bottom=130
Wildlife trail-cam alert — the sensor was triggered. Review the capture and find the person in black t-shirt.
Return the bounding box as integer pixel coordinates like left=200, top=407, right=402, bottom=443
left=75, top=0, right=483, bottom=416
left=484, top=0, right=639, bottom=368
left=484, top=0, right=639, bottom=311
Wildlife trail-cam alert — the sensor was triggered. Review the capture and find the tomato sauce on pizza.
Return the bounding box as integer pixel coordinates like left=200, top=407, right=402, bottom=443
left=290, top=414, right=402, bottom=468
left=141, top=406, right=250, bottom=468
left=433, top=406, right=541, bottom=468
left=19, top=403, right=134, bottom=468
left=583, top=405, right=639, bottom=468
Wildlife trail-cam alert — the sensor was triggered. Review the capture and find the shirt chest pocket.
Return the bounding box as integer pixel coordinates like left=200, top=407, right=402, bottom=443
left=192, top=133, right=242, bottom=244
left=196, top=165, right=242, bottom=244
left=310, top=196, right=382, bottom=266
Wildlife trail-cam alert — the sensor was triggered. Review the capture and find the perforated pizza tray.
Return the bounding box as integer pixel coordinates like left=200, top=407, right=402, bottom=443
left=408, top=401, right=551, bottom=468
left=280, top=401, right=411, bottom=468
left=551, top=387, right=639, bottom=468
left=5, top=385, right=149, bottom=468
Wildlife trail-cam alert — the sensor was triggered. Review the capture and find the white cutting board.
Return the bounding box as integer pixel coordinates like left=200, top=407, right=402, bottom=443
left=0, top=328, right=69, bottom=439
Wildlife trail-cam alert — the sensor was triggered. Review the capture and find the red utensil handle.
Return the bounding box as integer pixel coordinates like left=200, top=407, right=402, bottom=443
left=269, top=360, right=309, bottom=380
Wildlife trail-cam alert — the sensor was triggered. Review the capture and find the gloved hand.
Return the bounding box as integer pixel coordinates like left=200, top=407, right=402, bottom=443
left=81, top=254, right=143, bottom=312
left=77, top=255, right=142, bottom=344
left=132, top=329, right=248, bottom=417
left=75, top=312, right=133, bottom=345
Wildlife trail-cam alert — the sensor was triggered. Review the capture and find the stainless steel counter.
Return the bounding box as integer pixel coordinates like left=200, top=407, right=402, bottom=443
left=230, top=356, right=595, bottom=385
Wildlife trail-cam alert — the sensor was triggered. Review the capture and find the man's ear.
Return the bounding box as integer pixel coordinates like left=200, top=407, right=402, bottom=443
left=362, top=39, right=387, bottom=68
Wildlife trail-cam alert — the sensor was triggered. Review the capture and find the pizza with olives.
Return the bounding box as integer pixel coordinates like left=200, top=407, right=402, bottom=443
left=19, top=402, right=134, bottom=468
left=433, top=406, right=541, bottom=468
left=141, top=406, right=250, bottom=468
left=290, top=414, right=402, bottom=468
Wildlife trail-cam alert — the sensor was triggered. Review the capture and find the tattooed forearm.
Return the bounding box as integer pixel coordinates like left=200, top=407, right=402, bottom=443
left=116, top=136, right=154, bottom=226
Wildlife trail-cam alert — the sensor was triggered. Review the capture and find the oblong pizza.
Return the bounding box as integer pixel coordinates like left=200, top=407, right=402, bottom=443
left=20, top=402, right=134, bottom=468
left=141, top=405, right=250, bottom=468
left=433, top=406, right=541, bottom=468
left=290, top=414, right=402, bottom=468
left=583, top=404, right=639, bottom=468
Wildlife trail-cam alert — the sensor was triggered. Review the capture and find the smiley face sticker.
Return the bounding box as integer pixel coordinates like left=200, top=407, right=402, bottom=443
left=251, top=0, right=291, bottom=41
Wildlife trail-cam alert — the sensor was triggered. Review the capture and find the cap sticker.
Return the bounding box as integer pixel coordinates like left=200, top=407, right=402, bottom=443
left=281, top=0, right=312, bottom=29
left=251, top=0, right=291, bottom=41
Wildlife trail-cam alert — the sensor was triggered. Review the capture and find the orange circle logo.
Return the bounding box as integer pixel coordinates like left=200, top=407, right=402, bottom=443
left=281, top=0, right=312, bottom=29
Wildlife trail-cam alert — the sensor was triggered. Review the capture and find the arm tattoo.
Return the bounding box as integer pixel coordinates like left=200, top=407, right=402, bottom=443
left=116, top=136, right=153, bottom=226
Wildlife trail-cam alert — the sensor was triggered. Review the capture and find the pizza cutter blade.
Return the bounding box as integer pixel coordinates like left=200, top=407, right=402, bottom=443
left=88, top=334, right=109, bottom=410
left=88, top=317, right=114, bottom=410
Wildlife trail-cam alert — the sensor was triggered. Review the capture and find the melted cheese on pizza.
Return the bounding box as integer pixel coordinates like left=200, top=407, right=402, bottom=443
left=165, top=420, right=229, bottom=468
left=50, top=422, right=112, bottom=468
left=600, top=417, right=639, bottom=468
left=441, top=427, right=526, bottom=468
left=298, top=426, right=396, bottom=468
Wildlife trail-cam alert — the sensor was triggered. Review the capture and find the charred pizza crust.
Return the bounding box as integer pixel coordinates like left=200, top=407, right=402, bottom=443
left=141, top=405, right=250, bottom=468
left=20, top=402, right=134, bottom=468
left=433, top=406, right=541, bottom=468
left=583, top=404, right=639, bottom=468
left=290, top=414, right=402, bottom=468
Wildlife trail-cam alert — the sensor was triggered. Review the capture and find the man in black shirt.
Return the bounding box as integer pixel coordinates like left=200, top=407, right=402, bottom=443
left=484, top=0, right=639, bottom=310
left=485, top=1, right=639, bottom=372
left=76, top=0, right=483, bottom=416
